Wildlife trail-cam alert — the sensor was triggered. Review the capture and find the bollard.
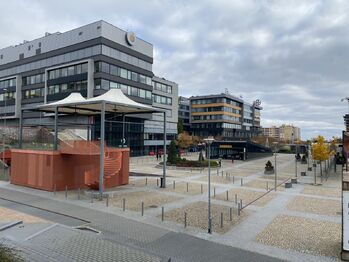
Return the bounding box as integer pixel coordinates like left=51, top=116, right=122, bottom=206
left=173, top=180, right=176, bottom=189
left=106, top=195, right=109, bottom=207
left=184, top=212, right=187, bottom=228
left=54, top=184, right=56, bottom=196
left=241, top=178, right=243, bottom=186
left=214, top=187, right=216, bottom=197
left=226, top=190, right=229, bottom=201
left=65, top=186, right=68, bottom=199
left=141, top=202, right=144, bottom=216
left=78, top=188, right=80, bottom=200
left=157, top=179, right=159, bottom=187
left=161, top=207, right=164, bottom=222
left=235, top=194, right=237, bottom=204
left=145, top=177, right=148, bottom=186
left=123, top=198, right=126, bottom=211
left=240, top=199, right=243, bottom=209
left=220, top=212, right=224, bottom=228
left=229, top=207, right=232, bottom=221
left=233, top=176, right=235, bottom=184
left=266, top=181, right=269, bottom=191
left=201, top=184, right=203, bottom=194
left=217, top=169, right=219, bottom=175
left=221, top=171, right=224, bottom=177
left=186, top=182, right=189, bottom=192
left=238, top=203, right=241, bottom=216
left=90, top=192, right=93, bottom=203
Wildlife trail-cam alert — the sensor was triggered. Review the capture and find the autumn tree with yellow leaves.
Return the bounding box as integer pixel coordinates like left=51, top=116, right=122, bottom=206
left=312, top=135, right=331, bottom=176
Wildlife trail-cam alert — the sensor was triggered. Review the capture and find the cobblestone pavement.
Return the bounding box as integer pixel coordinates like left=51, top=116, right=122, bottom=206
left=0, top=153, right=342, bottom=261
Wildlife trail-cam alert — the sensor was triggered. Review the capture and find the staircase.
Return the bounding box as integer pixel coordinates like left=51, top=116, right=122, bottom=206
left=84, top=151, right=122, bottom=190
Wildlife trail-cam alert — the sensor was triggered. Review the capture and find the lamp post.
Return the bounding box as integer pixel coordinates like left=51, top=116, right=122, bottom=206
left=204, top=136, right=214, bottom=234
left=2, top=88, right=7, bottom=177
left=272, top=142, right=278, bottom=191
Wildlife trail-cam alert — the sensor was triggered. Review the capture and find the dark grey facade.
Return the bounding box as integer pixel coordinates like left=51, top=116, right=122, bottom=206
left=189, top=93, right=262, bottom=140
left=0, top=20, right=177, bottom=156
left=178, top=96, right=190, bottom=132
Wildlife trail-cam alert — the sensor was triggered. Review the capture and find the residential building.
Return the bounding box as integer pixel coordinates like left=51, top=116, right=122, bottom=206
left=178, top=96, right=191, bottom=132
left=262, top=124, right=301, bottom=142
left=0, top=20, right=178, bottom=156
left=189, top=93, right=262, bottom=139
left=344, top=114, right=349, bottom=132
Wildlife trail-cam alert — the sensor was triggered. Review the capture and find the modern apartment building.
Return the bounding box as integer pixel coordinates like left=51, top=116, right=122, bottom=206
left=0, top=20, right=178, bottom=156
left=189, top=93, right=262, bottom=139
left=178, top=96, right=191, bottom=132
left=262, top=124, right=301, bottom=142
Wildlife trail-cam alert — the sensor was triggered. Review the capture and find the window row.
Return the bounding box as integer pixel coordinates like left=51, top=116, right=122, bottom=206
left=101, top=45, right=152, bottom=72
left=0, top=78, right=16, bottom=89
left=152, top=81, right=172, bottom=94
left=152, top=94, right=172, bottom=105
left=23, top=88, right=44, bottom=99
left=0, top=91, right=15, bottom=101
left=0, top=45, right=101, bottom=78
left=22, top=73, right=45, bottom=86
left=222, top=123, right=242, bottom=129
left=192, top=114, right=241, bottom=122
left=48, top=63, right=88, bottom=80
left=95, top=79, right=152, bottom=100
left=191, top=98, right=241, bottom=107
left=48, top=80, right=87, bottom=95
left=95, top=61, right=152, bottom=86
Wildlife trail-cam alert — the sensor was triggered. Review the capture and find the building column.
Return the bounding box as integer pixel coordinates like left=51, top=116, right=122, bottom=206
left=162, top=111, right=167, bottom=188
left=87, top=59, right=95, bottom=99
left=99, top=102, right=106, bottom=196
left=15, top=75, right=22, bottom=118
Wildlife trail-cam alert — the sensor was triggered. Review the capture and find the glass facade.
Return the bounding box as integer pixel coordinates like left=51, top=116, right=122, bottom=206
left=23, top=88, right=44, bottom=99
left=0, top=91, right=15, bottom=101
left=152, top=94, right=172, bottom=105
left=0, top=78, right=16, bottom=90
left=22, top=73, right=45, bottom=86
left=48, top=80, right=87, bottom=95
left=152, top=81, right=172, bottom=94
left=48, top=62, right=88, bottom=80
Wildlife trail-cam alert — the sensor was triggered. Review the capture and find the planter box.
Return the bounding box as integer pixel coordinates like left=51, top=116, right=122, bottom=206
left=264, top=168, right=274, bottom=175
left=285, top=182, right=292, bottom=188
left=291, top=178, right=297, bottom=184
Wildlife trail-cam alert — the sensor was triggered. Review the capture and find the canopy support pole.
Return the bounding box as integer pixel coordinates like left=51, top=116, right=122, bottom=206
left=19, top=109, right=23, bottom=149
left=99, top=102, right=106, bottom=197
left=162, top=111, right=167, bottom=188
left=54, top=107, right=58, bottom=151
left=122, top=114, right=125, bottom=147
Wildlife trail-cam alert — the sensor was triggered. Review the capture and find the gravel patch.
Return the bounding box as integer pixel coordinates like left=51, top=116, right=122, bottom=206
left=111, top=191, right=181, bottom=211
left=0, top=207, right=46, bottom=223
left=301, top=185, right=341, bottom=198
left=287, top=196, right=341, bottom=216
left=256, top=215, right=341, bottom=258
left=164, top=182, right=207, bottom=195
left=215, top=188, right=275, bottom=207
left=161, top=201, right=249, bottom=234
left=244, top=179, right=285, bottom=191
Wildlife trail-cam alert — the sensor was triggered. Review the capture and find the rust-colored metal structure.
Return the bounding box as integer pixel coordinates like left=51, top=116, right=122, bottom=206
left=10, top=141, right=129, bottom=191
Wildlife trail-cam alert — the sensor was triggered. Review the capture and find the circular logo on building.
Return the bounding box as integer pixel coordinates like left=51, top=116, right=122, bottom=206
left=254, top=99, right=262, bottom=106
left=126, top=31, right=136, bottom=46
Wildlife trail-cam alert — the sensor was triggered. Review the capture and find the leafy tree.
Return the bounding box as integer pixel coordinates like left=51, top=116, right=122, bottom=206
left=177, top=132, right=192, bottom=149
left=177, top=119, right=184, bottom=134
left=312, top=135, right=331, bottom=176
left=167, top=140, right=177, bottom=165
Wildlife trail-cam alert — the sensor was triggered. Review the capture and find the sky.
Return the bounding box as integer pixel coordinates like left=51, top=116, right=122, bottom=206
left=0, top=0, right=348, bottom=139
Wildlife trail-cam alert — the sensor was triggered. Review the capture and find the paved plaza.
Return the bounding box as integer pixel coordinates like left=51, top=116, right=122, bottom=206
left=0, top=153, right=343, bottom=261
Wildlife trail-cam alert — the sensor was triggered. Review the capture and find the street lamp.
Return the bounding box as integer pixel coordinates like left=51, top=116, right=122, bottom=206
left=272, top=142, right=278, bottom=191
left=2, top=88, right=7, bottom=178
left=204, top=136, right=214, bottom=234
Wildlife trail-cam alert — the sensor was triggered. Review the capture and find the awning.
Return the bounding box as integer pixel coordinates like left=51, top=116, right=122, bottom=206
left=35, top=89, right=163, bottom=115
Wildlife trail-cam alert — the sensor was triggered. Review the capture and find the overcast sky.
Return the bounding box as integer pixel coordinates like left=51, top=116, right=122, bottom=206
left=0, top=0, right=348, bottom=139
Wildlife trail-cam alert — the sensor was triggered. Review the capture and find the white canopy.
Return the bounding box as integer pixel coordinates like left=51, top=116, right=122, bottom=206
left=36, top=89, right=163, bottom=115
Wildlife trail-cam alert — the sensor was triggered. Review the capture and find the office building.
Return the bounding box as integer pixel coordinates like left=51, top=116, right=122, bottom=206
left=262, top=124, right=301, bottom=142
left=189, top=93, right=262, bottom=139
left=0, top=20, right=177, bottom=156
left=178, top=96, right=191, bottom=132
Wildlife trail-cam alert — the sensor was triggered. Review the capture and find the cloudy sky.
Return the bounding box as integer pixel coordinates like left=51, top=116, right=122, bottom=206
left=0, top=0, right=348, bottom=139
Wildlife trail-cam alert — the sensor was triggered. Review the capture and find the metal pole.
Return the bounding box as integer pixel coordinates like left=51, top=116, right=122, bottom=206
left=99, top=102, right=106, bottom=197
left=2, top=95, right=6, bottom=178
left=54, top=106, right=58, bottom=150
left=208, top=142, right=212, bottom=234
left=19, top=109, right=23, bottom=148
left=161, top=207, right=164, bottom=221
left=295, top=145, right=298, bottom=177
left=162, top=111, right=167, bottom=188
left=274, top=150, right=277, bottom=191
left=122, top=114, right=125, bottom=147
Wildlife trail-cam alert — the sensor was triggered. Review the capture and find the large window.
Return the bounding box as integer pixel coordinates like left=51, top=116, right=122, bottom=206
left=48, top=62, right=88, bottom=80
left=48, top=80, right=87, bottom=95
left=22, top=73, right=45, bottom=86
left=94, top=79, right=152, bottom=100
left=95, top=61, right=152, bottom=86
left=0, top=91, right=15, bottom=101
left=0, top=78, right=16, bottom=90
left=23, top=88, right=44, bottom=99
left=152, top=94, right=172, bottom=105
left=152, top=81, right=173, bottom=94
